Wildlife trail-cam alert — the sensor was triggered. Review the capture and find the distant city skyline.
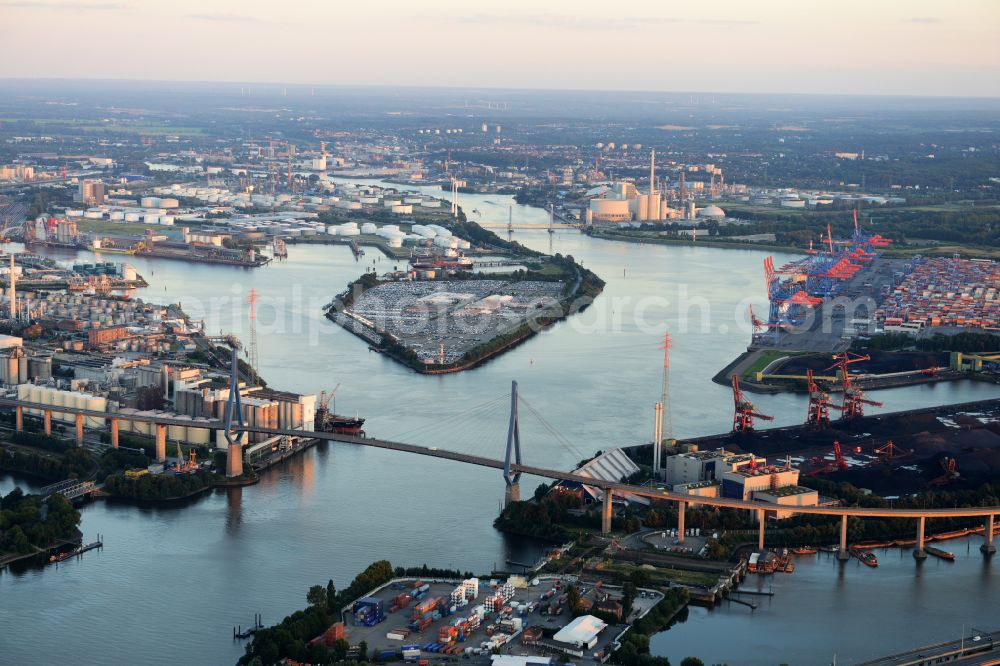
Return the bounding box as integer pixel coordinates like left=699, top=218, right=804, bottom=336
left=0, top=0, right=998, bottom=97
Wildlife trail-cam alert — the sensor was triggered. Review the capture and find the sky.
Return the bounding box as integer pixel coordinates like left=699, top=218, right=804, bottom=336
left=1, top=0, right=998, bottom=97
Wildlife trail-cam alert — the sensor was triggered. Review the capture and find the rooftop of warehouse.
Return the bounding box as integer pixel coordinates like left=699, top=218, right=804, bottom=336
left=552, top=614, right=608, bottom=646
left=761, top=485, right=816, bottom=497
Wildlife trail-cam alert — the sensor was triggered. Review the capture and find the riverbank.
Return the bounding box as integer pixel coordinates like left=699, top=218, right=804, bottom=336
left=587, top=227, right=807, bottom=256
left=286, top=234, right=410, bottom=260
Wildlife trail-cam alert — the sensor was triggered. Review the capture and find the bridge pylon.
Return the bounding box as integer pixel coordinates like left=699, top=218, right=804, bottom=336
left=503, top=381, right=522, bottom=506
left=223, top=345, right=246, bottom=478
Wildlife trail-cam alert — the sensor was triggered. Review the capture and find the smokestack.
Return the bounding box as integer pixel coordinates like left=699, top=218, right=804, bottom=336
left=649, top=148, right=656, bottom=195
left=8, top=254, right=15, bottom=321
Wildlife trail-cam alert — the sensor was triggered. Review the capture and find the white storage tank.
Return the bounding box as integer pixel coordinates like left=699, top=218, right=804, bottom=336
left=360, top=223, right=377, bottom=234
left=110, top=211, right=125, bottom=221
left=124, top=213, right=140, bottom=222
left=187, top=419, right=212, bottom=446
left=391, top=205, right=413, bottom=215
left=143, top=214, right=159, bottom=225
left=140, top=197, right=160, bottom=208
left=83, top=394, right=106, bottom=429
left=387, top=236, right=403, bottom=248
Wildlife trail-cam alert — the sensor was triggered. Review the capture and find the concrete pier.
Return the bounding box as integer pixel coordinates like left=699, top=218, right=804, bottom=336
left=75, top=413, right=84, bottom=446
left=837, top=514, right=850, bottom=561
left=227, top=442, right=244, bottom=478
left=15, top=405, right=22, bottom=432
left=43, top=409, right=51, bottom=436
left=983, top=514, right=996, bottom=555
left=504, top=482, right=520, bottom=506
left=914, top=516, right=928, bottom=559
left=110, top=418, right=119, bottom=449
left=155, top=423, right=167, bottom=462
left=757, top=509, right=765, bottom=550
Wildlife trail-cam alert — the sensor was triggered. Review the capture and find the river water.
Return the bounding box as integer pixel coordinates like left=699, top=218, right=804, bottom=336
left=0, top=185, right=997, bottom=665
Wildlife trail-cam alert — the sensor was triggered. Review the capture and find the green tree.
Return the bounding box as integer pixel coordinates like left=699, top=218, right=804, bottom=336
left=681, top=658, right=705, bottom=666
left=307, top=585, right=328, bottom=609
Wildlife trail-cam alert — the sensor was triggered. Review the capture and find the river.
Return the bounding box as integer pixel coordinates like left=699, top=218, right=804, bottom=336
left=0, top=184, right=996, bottom=665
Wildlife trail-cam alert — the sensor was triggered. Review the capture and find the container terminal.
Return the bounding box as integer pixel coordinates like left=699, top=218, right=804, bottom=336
left=306, top=574, right=667, bottom=666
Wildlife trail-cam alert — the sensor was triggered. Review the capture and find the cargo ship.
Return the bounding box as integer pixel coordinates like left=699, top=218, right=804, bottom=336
left=924, top=545, right=956, bottom=561
left=315, top=394, right=365, bottom=434
left=317, top=413, right=365, bottom=434
left=410, top=255, right=473, bottom=271
left=850, top=548, right=878, bottom=567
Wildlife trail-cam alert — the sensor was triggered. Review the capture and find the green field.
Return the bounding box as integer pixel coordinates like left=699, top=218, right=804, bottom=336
left=742, top=349, right=794, bottom=379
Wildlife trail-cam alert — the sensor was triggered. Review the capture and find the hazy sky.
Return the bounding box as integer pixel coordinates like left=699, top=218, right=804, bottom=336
left=1, top=0, right=998, bottom=96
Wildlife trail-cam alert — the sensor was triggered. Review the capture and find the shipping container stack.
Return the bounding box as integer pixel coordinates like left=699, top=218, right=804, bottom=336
left=354, top=597, right=386, bottom=627
left=879, top=257, right=999, bottom=330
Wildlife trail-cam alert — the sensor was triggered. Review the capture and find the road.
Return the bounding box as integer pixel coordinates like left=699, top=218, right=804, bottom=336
left=2, top=396, right=999, bottom=523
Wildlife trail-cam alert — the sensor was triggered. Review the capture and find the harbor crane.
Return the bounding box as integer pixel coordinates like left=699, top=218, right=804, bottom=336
left=875, top=440, right=909, bottom=465
left=806, top=368, right=842, bottom=428
left=731, top=374, right=773, bottom=433
left=808, top=440, right=849, bottom=476
left=929, top=457, right=960, bottom=487
left=318, top=383, right=341, bottom=416
left=828, top=352, right=883, bottom=419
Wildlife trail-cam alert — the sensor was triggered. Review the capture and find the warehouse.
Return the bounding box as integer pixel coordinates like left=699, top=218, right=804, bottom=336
left=551, top=614, right=608, bottom=650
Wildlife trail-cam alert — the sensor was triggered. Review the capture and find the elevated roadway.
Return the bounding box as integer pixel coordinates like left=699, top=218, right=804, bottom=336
left=1, top=396, right=997, bottom=557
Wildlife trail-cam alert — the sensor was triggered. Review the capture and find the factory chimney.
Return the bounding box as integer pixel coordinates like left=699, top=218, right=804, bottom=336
left=649, top=148, right=656, bottom=195
left=8, top=254, right=15, bottom=321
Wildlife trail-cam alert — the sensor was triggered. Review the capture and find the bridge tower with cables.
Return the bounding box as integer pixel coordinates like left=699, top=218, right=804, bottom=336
left=222, top=342, right=246, bottom=478
left=503, top=381, right=523, bottom=506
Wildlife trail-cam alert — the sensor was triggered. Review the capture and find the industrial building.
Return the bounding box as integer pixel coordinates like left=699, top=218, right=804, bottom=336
left=662, top=447, right=764, bottom=485
left=551, top=614, right=608, bottom=651
left=556, top=448, right=649, bottom=506
left=666, top=448, right=820, bottom=519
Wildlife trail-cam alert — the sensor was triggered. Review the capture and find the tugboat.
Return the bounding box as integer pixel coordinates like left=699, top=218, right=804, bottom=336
left=315, top=385, right=365, bottom=435
left=791, top=547, right=817, bottom=555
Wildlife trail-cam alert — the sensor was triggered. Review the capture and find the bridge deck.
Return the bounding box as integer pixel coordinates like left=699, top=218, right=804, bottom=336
left=3, top=397, right=999, bottom=519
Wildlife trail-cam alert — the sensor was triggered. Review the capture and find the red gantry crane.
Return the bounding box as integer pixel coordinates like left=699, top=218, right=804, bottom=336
left=732, top=374, right=773, bottom=433
left=828, top=352, right=883, bottom=419
left=806, top=368, right=842, bottom=428
left=808, top=440, right=849, bottom=476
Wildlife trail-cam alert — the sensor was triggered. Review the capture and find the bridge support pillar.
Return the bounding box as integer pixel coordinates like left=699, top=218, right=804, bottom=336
left=757, top=509, right=765, bottom=551
left=982, top=514, right=996, bottom=555
left=44, top=409, right=51, bottom=436
left=836, top=514, right=850, bottom=560
left=504, top=483, right=520, bottom=506
left=913, top=516, right=927, bottom=560
left=677, top=501, right=686, bottom=544
left=155, top=423, right=167, bottom=462
left=110, top=418, right=119, bottom=449
left=75, top=413, right=84, bottom=446
left=15, top=405, right=22, bottom=432
left=601, top=489, right=613, bottom=535
left=226, top=442, right=243, bottom=478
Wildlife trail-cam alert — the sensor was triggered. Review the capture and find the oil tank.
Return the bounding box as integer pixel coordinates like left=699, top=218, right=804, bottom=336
left=83, top=395, right=106, bottom=429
